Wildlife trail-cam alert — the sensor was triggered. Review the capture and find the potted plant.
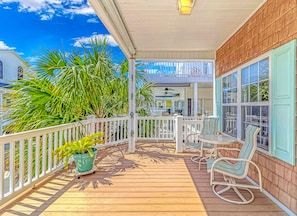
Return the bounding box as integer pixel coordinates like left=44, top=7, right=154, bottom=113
left=53, top=131, right=104, bottom=173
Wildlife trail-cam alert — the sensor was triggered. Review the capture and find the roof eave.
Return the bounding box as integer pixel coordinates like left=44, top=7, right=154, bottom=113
left=89, top=0, right=136, bottom=59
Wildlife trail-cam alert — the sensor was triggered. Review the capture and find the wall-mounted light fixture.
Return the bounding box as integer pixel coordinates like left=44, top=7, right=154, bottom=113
left=177, top=0, right=194, bottom=15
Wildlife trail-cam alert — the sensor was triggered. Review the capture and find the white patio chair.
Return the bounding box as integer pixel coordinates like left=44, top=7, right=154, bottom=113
left=206, top=125, right=262, bottom=204
left=186, top=117, right=219, bottom=169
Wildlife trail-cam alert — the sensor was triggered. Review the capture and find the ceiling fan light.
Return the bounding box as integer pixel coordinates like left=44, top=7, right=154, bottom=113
left=178, top=0, right=193, bottom=15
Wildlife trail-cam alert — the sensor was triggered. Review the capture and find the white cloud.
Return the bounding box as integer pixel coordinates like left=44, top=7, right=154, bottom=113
left=40, top=13, right=53, bottom=21
left=0, top=41, right=15, bottom=50
left=87, top=18, right=98, bottom=23
left=17, top=0, right=47, bottom=12
left=26, top=55, right=39, bottom=63
left=3, top=5, right=11, bottom=9
left=0, top=0, right=95, bottom=20
left=64, top=5, right=94, bottom=16
left=73, top=34, right=118, bottom=48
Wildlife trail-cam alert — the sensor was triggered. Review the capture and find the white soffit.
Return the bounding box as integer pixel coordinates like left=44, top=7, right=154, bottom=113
left=89, top=0, right=267, bottom=60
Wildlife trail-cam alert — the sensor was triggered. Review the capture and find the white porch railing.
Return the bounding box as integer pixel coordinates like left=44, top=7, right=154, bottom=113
left=137, top=116, right=176, bottom=141
left=0, top=115, right=203, bottom=205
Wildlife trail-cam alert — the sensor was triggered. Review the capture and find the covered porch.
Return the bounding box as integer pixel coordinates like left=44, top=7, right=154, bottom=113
left=0, top=0, right=297, bottom=215
left=88, top=0, right=297, bottom=214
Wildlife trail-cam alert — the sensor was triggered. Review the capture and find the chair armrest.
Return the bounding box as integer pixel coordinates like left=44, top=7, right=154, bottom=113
left=212, top=157, right=252, bottom=165
left=209, top=157, right=262, bottom=189
left=209, top=147, right=240, bottom=157
left=185, top=132, right=201, bottom=142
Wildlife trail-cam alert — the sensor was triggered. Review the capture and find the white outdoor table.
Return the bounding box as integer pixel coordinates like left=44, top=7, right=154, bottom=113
left=198, top=134, right=238, bottom=160
left=199, top=134, right=238, bottom=145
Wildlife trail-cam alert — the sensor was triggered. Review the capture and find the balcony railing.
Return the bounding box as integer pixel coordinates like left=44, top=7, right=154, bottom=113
left=0, top=115, right=203, bottom=205
left=139, top=61, right=214, bottom=84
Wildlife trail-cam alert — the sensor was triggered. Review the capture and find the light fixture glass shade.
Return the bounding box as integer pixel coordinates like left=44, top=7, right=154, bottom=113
left=178, top=0, right=193, bottom=15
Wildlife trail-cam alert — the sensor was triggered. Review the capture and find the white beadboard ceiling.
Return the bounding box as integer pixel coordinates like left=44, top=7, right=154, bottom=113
left=89, top=0, right=267, bottom=60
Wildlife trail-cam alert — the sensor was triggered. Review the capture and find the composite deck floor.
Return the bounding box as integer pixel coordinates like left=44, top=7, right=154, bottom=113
left=0, top=142, right=287, bottom=216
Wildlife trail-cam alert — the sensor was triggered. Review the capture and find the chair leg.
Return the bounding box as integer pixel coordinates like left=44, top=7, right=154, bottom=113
left=191, top=155, right=209, bottom=170
left=191, top=148, right=216, bottom=170
left=190, top=155, right=202, bottom=163
left=212, top=177, right=255, bottom=204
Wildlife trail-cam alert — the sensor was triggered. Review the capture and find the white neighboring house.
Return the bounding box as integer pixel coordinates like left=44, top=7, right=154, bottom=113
left=0, top=50, right=25, bottom=134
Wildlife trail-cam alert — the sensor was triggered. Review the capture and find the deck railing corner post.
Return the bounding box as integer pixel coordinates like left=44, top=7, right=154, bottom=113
left=175, top=115, right=184, bottom=153
left=87, top=115, right=96, bottom=135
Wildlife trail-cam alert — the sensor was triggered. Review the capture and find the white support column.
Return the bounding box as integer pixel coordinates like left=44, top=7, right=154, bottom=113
left=175, top=115, right=184, bottom=152
left=193, top=82, right=198, bottom=116
left=128, top=58, right=136, bottom=153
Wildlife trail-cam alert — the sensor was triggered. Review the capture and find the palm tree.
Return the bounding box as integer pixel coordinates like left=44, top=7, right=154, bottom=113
left=4, top=39, right=153, bottom=133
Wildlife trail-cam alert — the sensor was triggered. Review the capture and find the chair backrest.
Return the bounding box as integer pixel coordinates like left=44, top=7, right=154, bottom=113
left=237, top=125, right=261, bottom=176
left=201, top=117, right=219, bottom=135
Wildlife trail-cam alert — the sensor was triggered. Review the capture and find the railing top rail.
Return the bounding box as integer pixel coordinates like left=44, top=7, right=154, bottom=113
left=0, top=119, right=91, bottom=144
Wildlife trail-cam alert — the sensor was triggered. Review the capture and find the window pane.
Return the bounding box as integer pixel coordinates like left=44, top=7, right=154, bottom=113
left=241, top=85, right=249, bottom=102
left=242, top=107, right=269, bottom=151
left=259, top=80, right=269, bottom=101
left=250, top=63, right=258, bottom=83
left=0, top=61, right=3, bottom=79
left=223, top=92, right=228, bottom=103
left=230, top=88, right=237, bottom=103
left=259, top=58, right=269, bottom=81
left=249, top=83, right=258, bottom=102
left=260, top=106, right=269, bottom=151
left=222, top=106, right=237, bottom=137
left=222, top=72, right=237, bottom=104
left=252, top=106, right=261, bottom=123
left=18, top=66, right=23, bottom=80
left=242, top=67, right=249, bottom=85
left=230, top=73, right=238, bottom=88
left=223, top=76, right=229, bottom=89
left=241, top=106, right=251, bottom=139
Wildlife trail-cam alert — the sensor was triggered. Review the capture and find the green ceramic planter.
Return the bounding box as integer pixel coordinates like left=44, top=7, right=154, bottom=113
left=73, top=148, right=97, bottom=173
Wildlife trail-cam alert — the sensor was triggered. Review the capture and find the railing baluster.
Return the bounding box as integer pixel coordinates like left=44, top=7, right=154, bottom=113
left=9, top=142, right=15, bottom=194
left=27, top=137, right=32, bottom=184
left=42, top=134, right=47, bottom=176
left=48, top=132, right=53, bottom=173
left=0, top=144, right=4, bottom=199
left=35, top=136, right=40, bottom=180
left=19, top=139, right=24, bottom=189
left=53, top=131, right=58, bottom=169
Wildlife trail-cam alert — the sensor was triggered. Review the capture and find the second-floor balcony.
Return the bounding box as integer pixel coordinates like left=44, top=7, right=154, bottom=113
left=140, top=61, right=213, bottom=84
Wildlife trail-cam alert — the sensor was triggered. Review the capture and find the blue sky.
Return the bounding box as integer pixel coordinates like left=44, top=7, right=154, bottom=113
left=0, top=0, right=125, bottom=64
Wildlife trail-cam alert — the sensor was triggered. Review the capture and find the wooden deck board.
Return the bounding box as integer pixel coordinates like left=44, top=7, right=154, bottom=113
left=0, top=142, right=286, bottom=216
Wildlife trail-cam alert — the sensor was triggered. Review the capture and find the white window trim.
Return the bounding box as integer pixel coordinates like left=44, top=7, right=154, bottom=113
left=222, top=51, right=272, bottom=155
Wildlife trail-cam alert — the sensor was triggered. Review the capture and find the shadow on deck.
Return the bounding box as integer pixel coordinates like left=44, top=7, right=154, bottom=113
left=0, top=142, right=286, bottom=216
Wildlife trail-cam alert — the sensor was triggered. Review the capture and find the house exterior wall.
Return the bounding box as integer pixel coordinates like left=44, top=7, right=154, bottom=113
left=215, top=0, right=297, bottom=214
left=0, top=51, right=25, bottom=134
left=0, top=51, right=24, bottom=84
left=185, top=86, right=213, bottom=116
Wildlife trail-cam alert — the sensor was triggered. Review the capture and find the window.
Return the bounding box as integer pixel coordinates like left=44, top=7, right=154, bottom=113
left=222, top=72, right=238, bottom=137
left=220, top=40, right=296, bottom=164
left=222, top=56, right=270, bottom=153
left=241, top=57, right=269, bottom=151
left=18, top=66, right=23, bottom=80
left=0, top=61, right=3, bottom=79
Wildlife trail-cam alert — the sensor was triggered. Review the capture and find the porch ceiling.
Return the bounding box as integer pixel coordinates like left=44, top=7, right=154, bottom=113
left=89, top=0, right=266, bottom=60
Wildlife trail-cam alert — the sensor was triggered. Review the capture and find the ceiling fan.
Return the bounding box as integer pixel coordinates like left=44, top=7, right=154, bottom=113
left=164, top=87, right=174, bottom=94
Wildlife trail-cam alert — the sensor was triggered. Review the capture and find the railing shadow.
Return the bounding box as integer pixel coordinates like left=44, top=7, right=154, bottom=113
left=1, top=142, right=184, bottom=215
left=74, top=142, right=183, bottom=191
